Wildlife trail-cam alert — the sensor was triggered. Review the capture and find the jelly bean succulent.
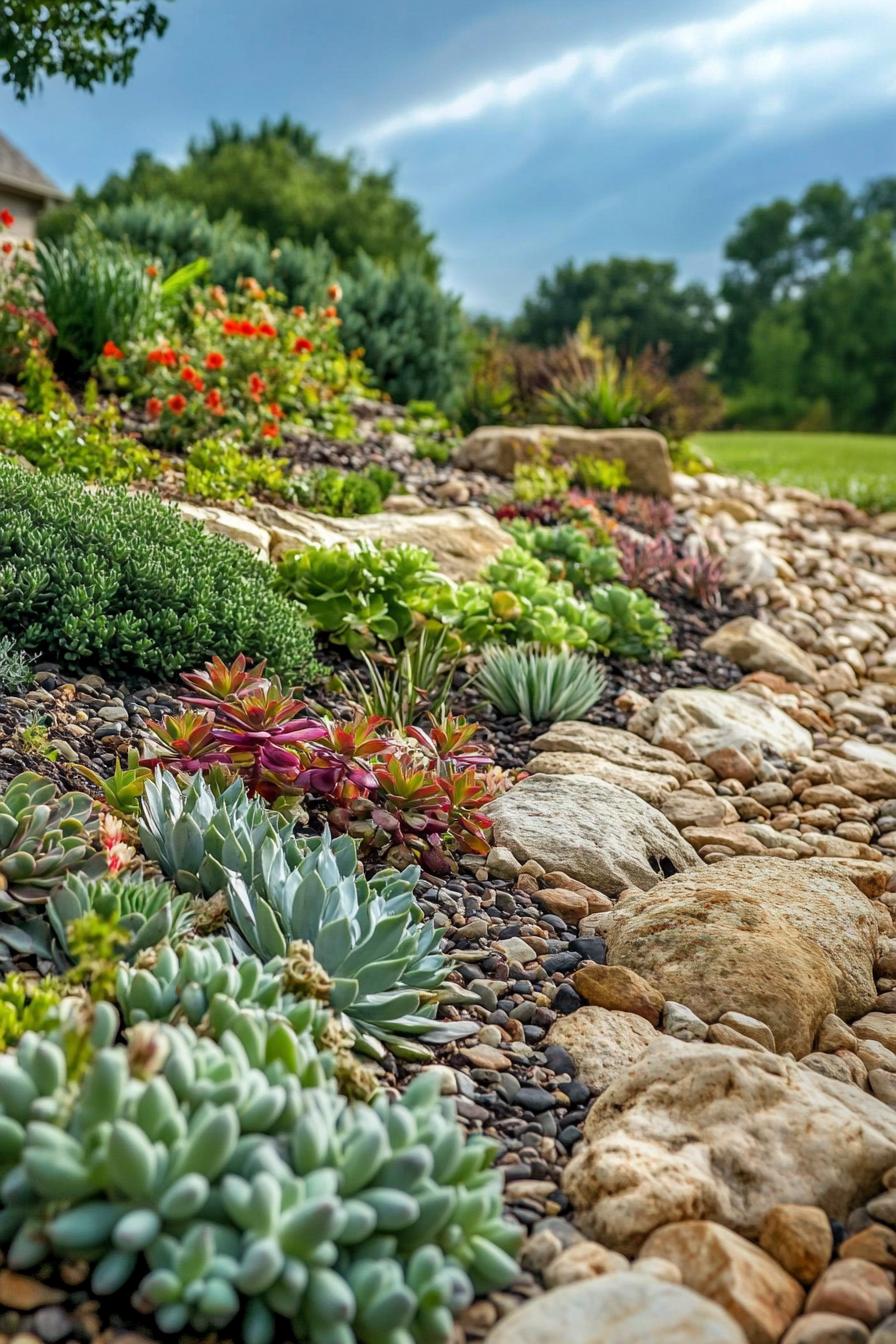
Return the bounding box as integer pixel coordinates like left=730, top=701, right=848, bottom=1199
left=0, top=1009, right=519, bottom=1344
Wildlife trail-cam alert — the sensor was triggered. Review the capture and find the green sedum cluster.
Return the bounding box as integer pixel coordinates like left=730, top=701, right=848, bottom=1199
left=0, top=1007, right=519, bottom=1344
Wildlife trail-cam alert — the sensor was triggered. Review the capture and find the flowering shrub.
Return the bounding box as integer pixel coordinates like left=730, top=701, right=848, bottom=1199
left=141, top=655, right=495, bottom=873
left=99, top=278, right=371, bottom=447
left=0, top=212, right=54, bottom=380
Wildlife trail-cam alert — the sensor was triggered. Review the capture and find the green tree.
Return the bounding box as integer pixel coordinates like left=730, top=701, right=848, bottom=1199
left=0, top=0, right=170, bottom=99
left=513, top=257, right=717, bottom=373
left=733, top=304, right=810, bottom=427
left=49, top=117, right=440, bottom=279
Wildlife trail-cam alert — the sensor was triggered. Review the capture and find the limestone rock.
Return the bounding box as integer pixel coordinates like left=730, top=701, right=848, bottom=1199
left=531, top=723, right=694, bottom=784
left=527, top=752, right=680, bottom=805
left=806, top=1259, right=896, bottom=1324
left=572, top=965, right=665, bottom=1025
left=628, top=686, right=813, bottom=761
left=829, top=742, right=896, bottom=801
left=176, top=501, right=271, bottom=559
left=640, top=1221, right=805, bottom=1344
left=853, top=1016, right=896, bottom=1055
left=702, top=617, right=818, bottom=684
left=547, top=1007, right=659, bottom=1090
left=457, top=425, right=674, bottom=496
left=543, top=1240, right=630, bottom=1285
left=563, top=1040, right=896, bottom=1255
left=781, top=1315, right=870, bottom=1343
left=759, top=1205, right=834, bottom=1284
left=251, top=502, right=508, bottom=580
left=482, top=1274, right=749, bottom=1344
left=484, top=773, right=702, bottom=895
left=662, top=792, right=740, bottom=830
left=604, top=857, right=878, bottom=1057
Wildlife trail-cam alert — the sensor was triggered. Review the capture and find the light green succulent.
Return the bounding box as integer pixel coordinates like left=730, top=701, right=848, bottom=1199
left=0, top=772, right=107, bottom=955
left=116, top=936, right=285, bottom=1029
left=475, top=644, right=607, bottom=723
left=48, top=872, right=193, bottom=969
left=137, top=772, right=477, bottom=1058
left=0, top=1008, right=520, bottom=1344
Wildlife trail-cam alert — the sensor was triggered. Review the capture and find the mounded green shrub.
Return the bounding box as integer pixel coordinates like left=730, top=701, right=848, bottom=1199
left=0, top=461, right=319, bottom=681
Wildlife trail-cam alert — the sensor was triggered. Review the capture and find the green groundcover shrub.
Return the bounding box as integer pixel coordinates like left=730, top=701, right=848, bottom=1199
left=0, top=462, right=319, bottom=681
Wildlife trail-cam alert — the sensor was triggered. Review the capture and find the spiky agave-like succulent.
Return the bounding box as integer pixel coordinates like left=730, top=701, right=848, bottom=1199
left=137, top=772, right=475, bottom=1057
left=475, top=644, right=607, bottom=723
left=0, top=1010, right=520, bottom=1344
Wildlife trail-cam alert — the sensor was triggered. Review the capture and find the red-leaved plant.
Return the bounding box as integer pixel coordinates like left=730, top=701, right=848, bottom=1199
left=142, top=654, right=495, bottom=872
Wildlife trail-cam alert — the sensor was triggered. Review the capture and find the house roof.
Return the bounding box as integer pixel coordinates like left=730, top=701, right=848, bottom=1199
left=0, top=133, right=67, bottom=202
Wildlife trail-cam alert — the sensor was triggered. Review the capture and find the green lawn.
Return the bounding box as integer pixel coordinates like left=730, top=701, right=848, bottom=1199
left=693, top=431, right=896, bottom=511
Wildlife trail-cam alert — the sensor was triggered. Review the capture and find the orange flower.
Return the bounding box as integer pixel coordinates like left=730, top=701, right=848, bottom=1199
left=293, top=337, right=313, bottom=354
left=146, top=264, right=158, bottom=278
left=146, top=397, right=163, bottom=418
left=257, top=322, right=277, bottom=338
left=102, top=340, right=124, bottom=359
left=268, top=402, right=284, bottom=419
left=148, top=347, right=177, bottom=366
left=327, top=282, right=342, bottom=302
left=239, top=320, right=257, bottom=337
left=167, top=393, right=187, bottom=415
left=222, top=318, right=242, bottom=335
left=210, top=285, right=228, bottom=307
left=324, top=306, right=338, bottom=319
left=291, top=305, right=306, bottom=318
left=261, top=423, right=280, bottom=439
left=0, top=209, right=13, bottom=228
left=1, top=241, right=13, bottom=255
left=204, top=350, right=225, bottom=370
left=205, top=388, right=224, bottom=412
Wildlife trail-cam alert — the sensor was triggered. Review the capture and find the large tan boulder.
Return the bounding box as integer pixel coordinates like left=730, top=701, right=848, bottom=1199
left=829, top=739, right=896, bottom=800
left=563, top=1040, right=896, bottom=1254
left=639, top=1222, right=804, bottom=1344
left=455, top=425, right=674, bottom=496
left=482, top=1274, right=749, bottom=1344
left=484, top=773, right=702, bottom=895
left=628, top=686, right=814, bottom=761
left=250, top=502, right=509, bottom=581
left=532, top=723, right=694, bottom=784
left=702, top=617, right=818, bottom=685
left=527, top=752, right=680, bottom=805
left=605, top=857, right=878, bottom=1056
left=546, top=1006, right=659, bottom=1089
left=176, top=501, right=271, bottom=559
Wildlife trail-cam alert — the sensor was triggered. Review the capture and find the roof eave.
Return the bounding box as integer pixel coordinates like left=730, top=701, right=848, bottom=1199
left=0, top=170, right=68, bottom=203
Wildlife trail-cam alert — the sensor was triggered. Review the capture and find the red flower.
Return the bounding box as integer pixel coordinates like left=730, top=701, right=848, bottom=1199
left=268, top=402, right=284, bottom=419
left=148, top=347, right=177, bottom=366
left=293, top=337, right=313, bottom=354
left=146, top=397, right=163, bottom=419
left=261, top=422, right=280, bottom=439
left=1, top=241, right=13, bottom=255
left=0, top=209, right=14, bottom=228
left=324, top=306, right=338, bottom=319
left=146, top=264, right=158, bottom=278
left=248, top=372, right=266, bottom=401
left=291, top=305, right=306, bottom=317
left=239, top=320, right=256, bottom=336
left=167, top=393, right=187, bottom=415
left=257, top=322, right=277, bottom=338
left=181, top=365, right=199, bottom=383
left=204, top=350, right=225, bottom=369
left=192, top=375, right=205, bottom=392
left=222, top=318, right=242, bottom=335
left=102, top=340, right=124, bottom=359
left=205, top=388, right=224, bottom=412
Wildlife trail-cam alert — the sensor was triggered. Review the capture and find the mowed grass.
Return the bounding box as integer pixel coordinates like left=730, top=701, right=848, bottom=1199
left=694, top=431, right=896, bottom=511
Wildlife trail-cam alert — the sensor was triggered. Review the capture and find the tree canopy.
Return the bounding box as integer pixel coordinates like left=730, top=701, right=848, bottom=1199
left=0, top=0, right=170, bottom=99
left=60, top=117, right=440, bottom=279
left=513, top=256, right=718, bottom=374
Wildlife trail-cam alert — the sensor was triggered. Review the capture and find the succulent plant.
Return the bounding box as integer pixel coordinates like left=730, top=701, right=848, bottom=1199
left=0, top=1011, right=520, bottom=1342
left=138, top=772, right=475, bottom=1057
left=48, top=872, right=193, bottom=969
left=116, top=935, right=285, bottom=1028
left=0, top=973, right=63, bottom=1049
left=475, top=644, right=607, bottom=723
left=0, top=772, right=109, bottom=958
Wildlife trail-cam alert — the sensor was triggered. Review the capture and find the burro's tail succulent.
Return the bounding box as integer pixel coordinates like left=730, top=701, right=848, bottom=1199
left=0, top=1008, right=520, bottom=1344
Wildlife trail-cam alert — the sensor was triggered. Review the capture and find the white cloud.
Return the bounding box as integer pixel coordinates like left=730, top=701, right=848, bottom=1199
left=361, top=0, right=896, bottom=146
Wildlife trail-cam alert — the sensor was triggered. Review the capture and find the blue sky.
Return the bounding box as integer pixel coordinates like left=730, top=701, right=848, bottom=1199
left=2, top=0, right=895, bottom=314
